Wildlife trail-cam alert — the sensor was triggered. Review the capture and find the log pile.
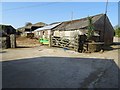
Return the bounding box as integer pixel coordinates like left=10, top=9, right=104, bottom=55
left=87, top=42, right=104, bottom=53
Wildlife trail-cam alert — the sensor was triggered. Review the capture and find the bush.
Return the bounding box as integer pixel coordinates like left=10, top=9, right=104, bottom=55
left=115, top=27, right=120, bottom=37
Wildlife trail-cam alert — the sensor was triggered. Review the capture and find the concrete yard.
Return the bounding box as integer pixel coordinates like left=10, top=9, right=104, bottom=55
left=2, top=57, right=119, bottom=88
left=1, top=37, right=120, bottom=88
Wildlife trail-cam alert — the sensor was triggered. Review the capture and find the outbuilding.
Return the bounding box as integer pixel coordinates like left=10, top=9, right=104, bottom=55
left=33, top=22, right=61, bottom=39
left=52, top=14, right=114, bottom=45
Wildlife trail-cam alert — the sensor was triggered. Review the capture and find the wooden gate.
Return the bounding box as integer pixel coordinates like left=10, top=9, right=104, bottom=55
left=49, top=35, right=80, bottom=51
left=49, top=35, right=103, bottom=53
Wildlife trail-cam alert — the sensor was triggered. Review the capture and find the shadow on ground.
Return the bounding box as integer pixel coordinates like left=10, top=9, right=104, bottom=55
left=103, top=46, right=120, bottom=51
left=2, top=57, right=120, bottom=88
left=103, top=42, right=120, bottom=51
left=0, top=51, right=7, bottom=53
left=113, top=42, right=120, bottom=45
left=16, top=46, right=32, bottom=48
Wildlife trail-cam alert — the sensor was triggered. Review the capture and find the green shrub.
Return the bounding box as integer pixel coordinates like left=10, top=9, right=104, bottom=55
left=87, top=16, right=95, bottom=39
left=115, top=27, right=120, bottom=37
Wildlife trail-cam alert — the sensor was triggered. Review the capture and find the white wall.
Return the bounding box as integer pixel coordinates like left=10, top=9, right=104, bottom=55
left=54, top=29, right=86, bottom=38
left=47, top=30, right=51, bottom=38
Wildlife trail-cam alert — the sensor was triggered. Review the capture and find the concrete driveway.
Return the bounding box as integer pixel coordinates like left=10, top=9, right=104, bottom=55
left=2, top=57, right=119, bottom=88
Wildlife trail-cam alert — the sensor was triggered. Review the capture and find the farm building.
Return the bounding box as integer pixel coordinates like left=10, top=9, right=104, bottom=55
left=17, top=22, right=47, bottom=37
left=33, top=22, right=61, bottom=39
left=52, top=14, right=114, bottom=45
left=17, top=25, right=32, bottom=37
left=32, top=22, right=47, bottom=30
left=0, top=24, right=16, bottom=48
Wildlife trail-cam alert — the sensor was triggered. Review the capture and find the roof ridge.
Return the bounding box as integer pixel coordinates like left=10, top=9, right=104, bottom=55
left=62, top=13, right=104, bottom=23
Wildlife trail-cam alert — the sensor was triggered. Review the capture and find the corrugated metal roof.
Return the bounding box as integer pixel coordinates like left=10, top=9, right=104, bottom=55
left=34, top=23, right=61, bottom=32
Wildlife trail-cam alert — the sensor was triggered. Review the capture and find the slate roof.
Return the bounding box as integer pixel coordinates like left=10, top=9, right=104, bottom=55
left=52, top=14, right=104, bottom=31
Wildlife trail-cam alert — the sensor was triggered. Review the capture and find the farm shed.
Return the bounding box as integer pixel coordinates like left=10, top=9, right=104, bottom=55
left=33, top=23, right=61, bottom=39
left=17, top=25, right=33, bottom=37
left=21, top=25, right=32, bottom=37
left=32, top=22, right=47, bottom=30
left=0, top=24, right=16, bottom=48
left=52, top=14, right=114, bottom=45
left=17, top=22, right=46, bottom=37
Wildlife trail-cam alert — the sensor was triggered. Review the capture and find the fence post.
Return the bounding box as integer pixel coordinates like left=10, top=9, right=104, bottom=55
left=10, top=34, right=16, bottom=48
left=74, top=35, right=80, bottom=52
left=49, top=34, right=52, bottom=47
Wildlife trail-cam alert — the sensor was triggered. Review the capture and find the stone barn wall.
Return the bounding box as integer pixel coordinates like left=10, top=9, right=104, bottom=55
left=0, top=37, right=11, bottom=49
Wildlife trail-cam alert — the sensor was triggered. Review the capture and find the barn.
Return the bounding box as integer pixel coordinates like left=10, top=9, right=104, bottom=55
left=17, top=22, right=46, bottom=37
left=52, top=14, right=114, bottom=45
left=33, top=22, right=61, bottom=39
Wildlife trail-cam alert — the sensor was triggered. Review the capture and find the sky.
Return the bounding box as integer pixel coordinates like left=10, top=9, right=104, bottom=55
left=1, top=2, right=118, bottom=29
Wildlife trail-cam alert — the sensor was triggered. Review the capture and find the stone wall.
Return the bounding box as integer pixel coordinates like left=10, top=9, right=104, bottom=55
left=0, top=34, right=16, bottom=49
left=10, top=34, right=16, bottom=48
left=0, top=37, right=10, bottom=49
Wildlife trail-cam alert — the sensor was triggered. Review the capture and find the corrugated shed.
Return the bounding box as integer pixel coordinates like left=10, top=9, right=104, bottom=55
left=34, top=23, right=61, bottom=32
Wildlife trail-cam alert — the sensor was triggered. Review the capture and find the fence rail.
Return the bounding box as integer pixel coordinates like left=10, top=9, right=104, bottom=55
left=50, top=35, right=80, bottom=51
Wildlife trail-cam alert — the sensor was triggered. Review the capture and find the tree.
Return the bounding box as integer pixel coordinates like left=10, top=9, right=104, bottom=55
left=115, top=27, right=120, bottom=37
left=87, top=16, right=95, bottom=40
left=25, top=22, right=32, bottom=26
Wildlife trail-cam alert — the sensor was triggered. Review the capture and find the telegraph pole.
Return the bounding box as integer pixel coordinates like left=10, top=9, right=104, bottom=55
left=70, top=11, right=73, bottom=25
left=71, top=11, right=73, bottom=21
left=103, top=0, right=108, bottom=43
left=105, top=0, right=108, bottom=14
